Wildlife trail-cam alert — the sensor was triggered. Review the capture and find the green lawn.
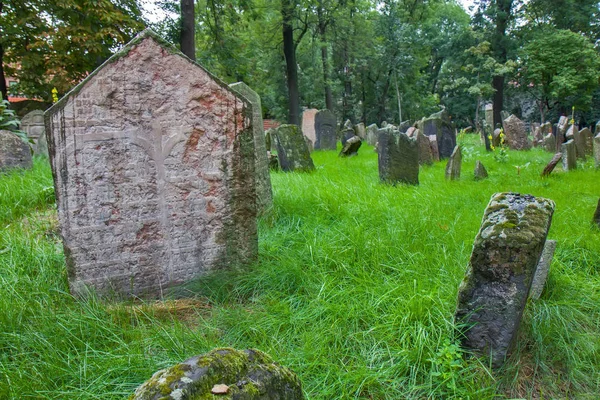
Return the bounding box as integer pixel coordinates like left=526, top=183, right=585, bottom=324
left=1, top=134, right=599, bottom=399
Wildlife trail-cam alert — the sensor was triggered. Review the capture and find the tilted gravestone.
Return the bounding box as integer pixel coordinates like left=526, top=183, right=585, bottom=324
left=541, top=153, right=562, bottom=177
left=474, top=160, right=488, bottom=180
left=445, top=145, right=461, bottom=180
left=0, top=130, right=33, bottom=172
left=131, top=348, right=304, bottom=400
left=561, top=139, right=577, bottom=171
left=366, top=123, right=379, bottom=146
left=415, top=130, right=433, bottom=165
left=455, top=192, right=555, bottom=368
left=20, top=109, right=48, bottom=157
left=529, top=240, right=557, bottom=300
left=301, top=108, right=318, bottom=148
left=378, top=129, right=419, bottom=185
left=339, top=136, right=362, bottom=157
left=229, top=82, right=273, bottom=214
left=313, top=110, right=337, bottom=150
left=45, top=30, right=257, bottom=297
left=594, top=133, right=600, bottom=168
left=502, top=114, right=531, bottom=150
left=418, top=110, right=456, bottom=159
left=272, top=124, right=315, bottom=172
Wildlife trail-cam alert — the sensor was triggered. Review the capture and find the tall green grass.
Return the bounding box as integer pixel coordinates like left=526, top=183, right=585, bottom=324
left=1, top=136, right=599, bottom=399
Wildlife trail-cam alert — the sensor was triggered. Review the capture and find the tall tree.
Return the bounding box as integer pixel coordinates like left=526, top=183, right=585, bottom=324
left=180, top=0, right=195, bottom=60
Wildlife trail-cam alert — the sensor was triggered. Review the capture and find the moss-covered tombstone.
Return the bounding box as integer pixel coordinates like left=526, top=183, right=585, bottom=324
left=272, top=125, right=315, bottom=172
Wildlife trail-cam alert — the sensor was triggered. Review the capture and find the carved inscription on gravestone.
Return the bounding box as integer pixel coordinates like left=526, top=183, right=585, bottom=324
left=45, top=30, right=257, bottom=297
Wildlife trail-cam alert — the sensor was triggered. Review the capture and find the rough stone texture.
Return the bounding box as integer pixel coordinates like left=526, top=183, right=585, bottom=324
left=0, top=130, right=33, bottom=172
left=301, top=108, right=318, bottom=147
left=265, top=129, right=272, bottom=152
left=561, top=139, right=577, bottom=171
left=594, top=199, right=600, bottom=228
left=484, top=104, right=493, bottom=129
left=543, top=132, right=556, bottom=153
left=541, top=153, right=562, bottom=177
left=594, top=133, right=600, bottom=168
left=45, top=30, right=257, bottom=298
left=529, top=240, right=556, bottom=300
left=405, top=126, right=417, bottom=137
left=272, top=124, right=315, bottom=172
left=445, top=145, right=461, bottom=180
left=339, top=135, right=362, bottom=157
left=556, top=116, right=568, bottom=152
left=130, top=348, right=304, bottom=400
left=428, top=135, right=440, bottom=162
left=354, top=122, right=366, bottom=139
left=565, top=124, right=577, bottom=140
left=313, top=110, right=337, bottom=150
left=229, top=82, right=273, bottom=214
left=532, top=124, right=542, bottom=147
left=502, top=114, right=531, bottom=150
left=566, top=124, right=587, bottom=160
left=474, top=160, right=488, bottom=180
left=20, top=109, right=48, bottom=157
left=579, top=128, right=593, bottom=157
left=540, top=122, right=552, bottom=136
left=378, top=129, right=419, bottom=185
left=455, top=192, right=555, bottom=368
left=415, top=130, right=433, bottom=165
left=418, top=110, right=456, bottom=159
left=366, top=124, right=379, bottom=146
left=398, top=120, right=411, bottom=133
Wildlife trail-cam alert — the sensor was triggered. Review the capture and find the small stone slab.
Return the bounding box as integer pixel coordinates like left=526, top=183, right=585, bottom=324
left=543, top=132, right=556, bottom=153
left=541, top=152, right=562, bottom=177
left=428, top=135, right=440, bottom=162
left=502, top=114, right=531, bottom=150
left=561, top=139, right=577, bottom=171
left=366, top=124, right=379, bottom=146
left=301, top=108, right=318, bottom=147
left=273, top=124, right=315, bottom=172
left=20, top=110, right=48, bottom=157
left=445, top=145, right=461, bottom=180
left=0, top=130, right=33, bottom=172
left=314, top=110, right=337, bottom=150
left=455, top=192, right=555, bottom=368
left=339, top=135, right=362, bottom=157
left=529, top=240, right=556, bottom=300
left=415, top=130, right=433, bottom=165
left=474, top=160, right=488, bottom=180
left=579, top=128, right=593, bottom=157
left=378, top=129, right=419, bottom=185
left=131, top=348, right=304, bottom=400
left=594, top=133, right=600, bottom=168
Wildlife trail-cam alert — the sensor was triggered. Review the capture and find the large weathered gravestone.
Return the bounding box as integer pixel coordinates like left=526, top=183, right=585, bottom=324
left=445, top=145, right=461, bottom=180
left=502, top=114, right=531, bottom=150
left=561, top=139, right=577, bottom=171
left=229, top=82, right=273, bottom=214
left=45, top=30, right=257, bottom=297
left=313, top=110, right=337, bottom=150
left=455, top=192, right=555, bottom=368
left=529, top=240, right=556, bottom=300
left=378, top=129, right=419, bottom=185
left=301, top=108, right=318, bottom=147
left=418, top=110, right=456, bottom=159
left=366, top=123, right=379, bottom=146
left=0, top=130, right=33, bottom=172
left=594, top=133, right=600, bottom=168
left=272, top=124, right=315, bottom=172
left=131, top=348, right=304, bottom=400
left=20, top=109, right=48, bottom=157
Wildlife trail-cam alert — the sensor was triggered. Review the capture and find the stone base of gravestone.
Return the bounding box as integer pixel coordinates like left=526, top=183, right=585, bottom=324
left=366, top=124, right=379, bottom=146
left=273, top=124, right=315, bottom=172
left=0, top=130, right=33, bottom=172
left=314, top=110, right=337, bottom=150
left=131, top=348, right=304, bottom=400
left=378, top=129, right=419, bottom=185
left=561, top=140, right=577, bottom=171
left=594, top=133, right=600, bottom=168
left=541, top=153, right=562, bottom=177
left=502, top=114, right=531, bottom=150
left=474, top=160, right=488, bottom=180
left=416, top=131, right=433, bottom=165
left=529, top=240, right=556, bottom=300
left=455, top=192, right=555, bottom=368
left=445, top=145, right=461, bottom=180
left=339, top=136, right=362, bottom=157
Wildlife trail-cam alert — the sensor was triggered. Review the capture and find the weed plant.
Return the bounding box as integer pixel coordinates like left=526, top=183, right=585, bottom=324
left=0, top=135, right=599, bottom=399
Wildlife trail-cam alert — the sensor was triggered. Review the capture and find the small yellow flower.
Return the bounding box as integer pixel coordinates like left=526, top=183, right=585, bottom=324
left=52, top=88, right=59, bottom=103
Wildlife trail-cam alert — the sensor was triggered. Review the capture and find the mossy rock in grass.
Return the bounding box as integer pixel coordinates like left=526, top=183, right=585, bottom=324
left=130, top=348, right=304, bottom=400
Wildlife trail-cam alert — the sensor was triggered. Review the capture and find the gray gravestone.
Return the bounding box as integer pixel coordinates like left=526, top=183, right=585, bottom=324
left=455, top=192, right=555, bottom=368
left=45, top=30, right=257, bottom=297
left=340, top=120, right=355, bottom=147
left=354, top=122, right=366, bottom=139
left=445, top=145, right=461, bottom=180
left=556, top=116, right=568, bottom=152
left=502, top=114, right=531, bottom=150
left=579, top=128, right=593, bottom=157
left=131, top=348, right=304, bottom=400
left=0, top=130, right=33, bottom=172
left=540, top=122, right=552, bottom=136
left=229, top=82, right=273, bottom=214
left=529, top=240, right=557, bottom=300
left=20, top=109, right=48, bottom=157
left=541, top=153, right=562, bottom=177
left=543, top=132, right=556, bottom=153
left=339, top=136, right=362, bottom=157
left=484, top=104, right=493, bottom=128
left=474, top=160, right=488, bottom=180
left=561, top=139, right=577, bottom=171
left=418, top=110, right=456, bottom=159
left=594, top=133, right=600, bottom=168
left=366, top=123, right=379, bottom=146
left=301, top=108, right=318, bottom=147
left=428, top=135, right=440, bottom=162
left=314, top=110, right=337, bottom=150
left=273, top=124, right=315, bottom=172
left=415, top=130, right=433, bottom=165
left=492, top=128, right=502, bottom=147
left=378, top=129, right=419, bottom=185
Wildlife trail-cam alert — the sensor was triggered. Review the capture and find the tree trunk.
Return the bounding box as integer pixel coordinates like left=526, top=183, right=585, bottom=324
left=180, top=0, right=195, bottom=61
left=492, top=75, right=504, bottom=128
left=282, top=0, right=300, bottom=125
left=317, top=2, right=333, bottom=112
left=394, top=70, right=402, bottom=123
left=491, top=0, right=512, bottom=128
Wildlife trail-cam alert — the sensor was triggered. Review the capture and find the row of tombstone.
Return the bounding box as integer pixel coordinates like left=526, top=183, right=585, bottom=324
left=0, top=109, right=49, bottom=173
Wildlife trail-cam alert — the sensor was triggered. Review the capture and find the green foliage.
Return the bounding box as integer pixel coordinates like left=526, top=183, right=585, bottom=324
left=0, top=97, right=28, bottom=143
